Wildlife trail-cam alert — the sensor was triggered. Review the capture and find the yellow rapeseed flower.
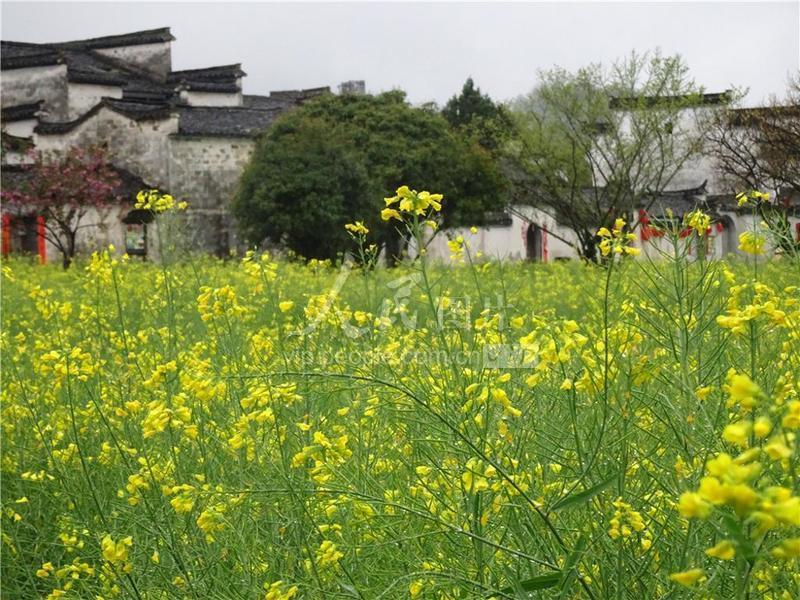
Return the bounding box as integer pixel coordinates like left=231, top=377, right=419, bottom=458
left=669, top=568, right=705, bottom=587
left=705, top=540, right=736, bottom=560
left=738, top=231, right=766, bottom=255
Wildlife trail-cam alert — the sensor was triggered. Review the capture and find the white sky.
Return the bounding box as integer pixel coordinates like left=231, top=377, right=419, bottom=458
left=2, top=1, right=798, bottom=107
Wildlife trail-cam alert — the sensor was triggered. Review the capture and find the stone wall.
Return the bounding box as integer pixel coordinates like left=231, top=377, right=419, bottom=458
left=167, top=136, right=254, bottom=208
left=167, top=136, right=255, bottom=255
left=94, top=42, right=172, bottom=81
left=1, top=64, right=69, bottom=120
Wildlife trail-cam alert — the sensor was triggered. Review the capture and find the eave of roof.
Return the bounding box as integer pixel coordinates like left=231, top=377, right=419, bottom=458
left=610, top=90, right=733, bottom=110
left=35, top=97, right=173, bottom=135
left=67, top=68, right=128, bottom=86
left=169, top=64, right=246, bottom=80
left=268, top=86, right=330, bottom=99
left=1, top=100, right=44, bottom=122
left=1, top=42, right=63, bottom=70
left=180, top=81, right=240, bottom=94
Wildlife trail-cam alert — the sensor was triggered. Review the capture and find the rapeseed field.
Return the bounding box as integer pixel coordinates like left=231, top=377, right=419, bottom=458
left=2, top=189, right=799, bottom=599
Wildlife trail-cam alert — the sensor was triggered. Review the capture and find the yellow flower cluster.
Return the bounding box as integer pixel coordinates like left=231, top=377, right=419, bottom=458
left=675, top=370, right=800, bottom=586
left=736, top=190, right=771, bottom=207
left=608, top=497, right=652, bottom=551
left=135, top=189, right=188, bottom=213
left=447, top=235, right=465, bottom=261
left=597, top=218, right=640, bottom=257
left=381, top=186, right=443, bottom=221
left=344, top=221, right=369, bottom=235
left=100, top=535, right=133, bottom=573
left=316, top=540, right=344, bottom=568
left=739, top=230, right=767, bottom=255
left=264, top=580, right=299, bottom=600
left=715, top=279, right=790, bottom=335
left=683, top=209, right=711, bottom=236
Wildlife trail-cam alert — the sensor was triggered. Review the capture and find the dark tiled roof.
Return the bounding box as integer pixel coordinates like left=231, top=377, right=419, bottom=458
left=169, top=64, right=244, bottom=94
left=61, top=50, right=129, bottom=86
left=242, top=94, right=293, bottom=110
left=103, top=98, right=173, bottom=120
left=54, top=28, right=175, bottom=51
left=1, top=41, right=62, bottom=70
left=610, top=90, right=733, bottom=110
left=3, top=29, right=331, bottom=142
left=1, top=100, right=44, bottom=122
left=2, top=28, right=174, bottom=71
left=36, top=98, right=173, bottom=134
left=123, top=87, right=175, bottom=103
left=242, top=88, right=329, bottom=110
left=2, top=38, right=173, bottom=95
left=728, top=104, right=800, bottom=126
left=174, top=106, right=281, bottom=138
left=268, top=87, right=330, bottom=100
left=169, top=64, right=245, bottom=81
left=180, top=81, right=240, bottom=93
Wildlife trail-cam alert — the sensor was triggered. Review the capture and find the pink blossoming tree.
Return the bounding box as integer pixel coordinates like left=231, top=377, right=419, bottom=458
left=2, top=146, right=121, bottom=269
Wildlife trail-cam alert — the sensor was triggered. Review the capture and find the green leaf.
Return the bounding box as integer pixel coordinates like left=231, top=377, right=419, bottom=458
left=497, top=572, right=562, bottom=595
left=557, top=533, right=587, bottom=598
left=550, top=474, right=617, bottom=511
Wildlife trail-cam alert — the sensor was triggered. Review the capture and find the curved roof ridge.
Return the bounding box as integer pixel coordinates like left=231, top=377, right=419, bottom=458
left=51, top=27, right=174, bottom=50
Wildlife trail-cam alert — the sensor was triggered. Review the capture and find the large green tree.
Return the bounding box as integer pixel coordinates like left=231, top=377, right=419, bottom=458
left=443, top=77, right=514, bottom=153
left=508, top=52, right=713, bottom=261
left=233, top=91, right=504, bottom=260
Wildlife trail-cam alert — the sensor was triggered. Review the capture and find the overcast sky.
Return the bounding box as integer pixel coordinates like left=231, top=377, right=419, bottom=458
left=2, top=1, right=798, bottom=107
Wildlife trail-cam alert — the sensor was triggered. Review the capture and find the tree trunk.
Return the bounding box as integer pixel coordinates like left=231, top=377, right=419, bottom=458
left=384, top=233, right=401, bottom=267
left=578, top=233, right=599, bottom=264
left=62, top=231, right=76, bottom=270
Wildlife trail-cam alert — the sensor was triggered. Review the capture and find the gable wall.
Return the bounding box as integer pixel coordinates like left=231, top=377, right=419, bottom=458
left=94, top=42, right=172, bottom=81
left=1, top=64, right=69, bottom=120
left=35, top=107, right=178, bottom=192
left=67, top=83, right=123, bottom=120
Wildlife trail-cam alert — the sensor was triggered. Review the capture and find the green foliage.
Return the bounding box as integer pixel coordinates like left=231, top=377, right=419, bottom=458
left=233, top=91, right=505, bottom=260
left=443, top=77, right=514, bottom=153
left=443, top=77, right=497, bottom=127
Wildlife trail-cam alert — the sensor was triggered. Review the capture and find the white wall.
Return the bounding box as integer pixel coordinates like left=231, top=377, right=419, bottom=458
left=424, top=205, right=582, bottom=264
left=180, top=90, right=242, bottom=107
left=67, top=83, right=123, bottom=120
left=594, top=104, right=725, bottom=195
left=3, top=118, right=37, bottom=138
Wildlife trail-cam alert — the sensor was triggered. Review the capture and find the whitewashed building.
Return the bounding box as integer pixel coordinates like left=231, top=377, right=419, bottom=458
left=427, top=94, right=800, bottom=262
left=1, top=27, right=357, bottom=262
